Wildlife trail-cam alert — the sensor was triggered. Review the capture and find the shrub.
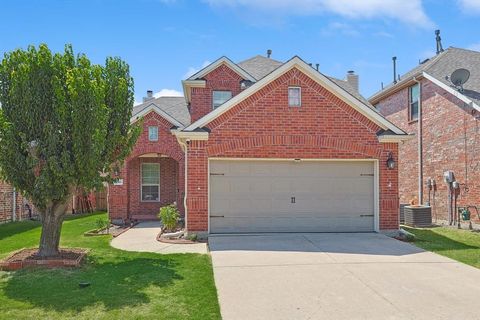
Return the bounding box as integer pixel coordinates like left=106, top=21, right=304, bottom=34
left=158, top=204, right=180, bottom=231
left=96, top=218, right=110, bottom=232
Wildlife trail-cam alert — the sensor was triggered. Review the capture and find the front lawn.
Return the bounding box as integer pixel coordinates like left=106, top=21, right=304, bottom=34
left=403, top=226, right=480, bottom=268
left=0, top=212, right=220, bottom=320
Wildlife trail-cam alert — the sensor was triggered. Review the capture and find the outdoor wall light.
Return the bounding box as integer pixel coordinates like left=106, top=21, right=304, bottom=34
left=386, top=152, right=395, bottom=169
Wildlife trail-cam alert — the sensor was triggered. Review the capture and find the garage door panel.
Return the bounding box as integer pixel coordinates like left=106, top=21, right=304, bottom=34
left=210, top=160, right=375, bottom=233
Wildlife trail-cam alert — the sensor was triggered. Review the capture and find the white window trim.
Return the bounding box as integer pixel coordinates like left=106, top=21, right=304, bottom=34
left=212, top=90, right=232, bottom=110
left=141, top=162, right=160, bottom=202
left=288, top=86, right=302, bottom=107
left=148, top=126, right=159, bottom=141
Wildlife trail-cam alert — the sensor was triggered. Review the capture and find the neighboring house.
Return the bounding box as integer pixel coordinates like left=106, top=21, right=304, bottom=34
left=0, top=181, right=28, bottom=223
left=370, top=47, right=480, bottom=223
left=109, top=53, right=410, bottom=237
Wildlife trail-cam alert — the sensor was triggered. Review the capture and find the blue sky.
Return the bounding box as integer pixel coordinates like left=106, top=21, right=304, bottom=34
left=1, top=0, right=479, bottom=104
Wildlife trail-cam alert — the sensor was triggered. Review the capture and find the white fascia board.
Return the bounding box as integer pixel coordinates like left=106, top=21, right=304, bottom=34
left=187, top=56, right=256, bottom=82
left=182, top=80, right=206, bottom=103
left=130, top=104, right=184, bottom=128
left=185, top=56, right=405, bottom=135
left=422, top=72, right=480, bottom=112
left=378, top=134, right=415, bottom=143
left=171, top=129, right=209, bottom=141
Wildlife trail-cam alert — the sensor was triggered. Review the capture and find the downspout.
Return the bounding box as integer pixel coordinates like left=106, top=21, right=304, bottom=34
left=413, top=77, right=423, bottom=204
left=12, top=187, right=16, bottom=222
left=177, top=138, right=189, bottom=232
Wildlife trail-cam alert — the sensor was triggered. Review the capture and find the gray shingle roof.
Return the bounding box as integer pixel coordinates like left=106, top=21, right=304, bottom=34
left=237, top=55, right=283, bottom=80
left=132, top=96, right=190, bottom=127
left=370, top=47, right=480, bottom=106
left=327, top=76, right=376, bottom=110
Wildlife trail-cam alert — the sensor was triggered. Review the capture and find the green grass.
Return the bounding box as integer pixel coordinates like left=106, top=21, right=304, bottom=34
left=0, top=212, right=220, bottom=320
left=403, top=226, right=480, bottom=268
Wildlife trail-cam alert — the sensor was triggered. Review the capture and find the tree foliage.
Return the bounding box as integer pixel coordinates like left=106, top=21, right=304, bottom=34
left=0, top=44, right=140, bottom=256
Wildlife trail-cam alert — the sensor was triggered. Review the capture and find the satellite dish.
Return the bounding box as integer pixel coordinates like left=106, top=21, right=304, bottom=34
left=450, top=68, right=470, bottom=87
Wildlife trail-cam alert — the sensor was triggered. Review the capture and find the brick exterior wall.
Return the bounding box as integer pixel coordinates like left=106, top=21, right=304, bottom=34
left=190, top=64, right=244, bottom=123
left=376, top=78, right=480, bottom=222
left=108, top=111, right=185, bottom=221
left=0, top=181, right=29, bottom=223
left=186, top=66, right=400, bottom=232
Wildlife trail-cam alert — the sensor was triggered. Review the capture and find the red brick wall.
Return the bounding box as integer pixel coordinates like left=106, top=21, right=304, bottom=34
left=190, top=64, right=244, bottom=123
left=128, top=157, right=178, bottom=217
left=186, top=67, right=400, bottom=232
left=0, top=181, right=32, bottom=222
left=108, top=111, right=185, bottom=221
left=376, top=79, right=480, bottom=222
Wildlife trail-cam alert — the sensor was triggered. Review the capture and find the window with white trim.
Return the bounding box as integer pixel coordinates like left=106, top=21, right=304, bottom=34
left=409, top=84, right=419, bottom=121
left=141, top=163, right=160, bottom=201
left=288, top=87, right=301, bottom=107
left=148, top=126, right=158, bottom=141
left=212, top=90, right=232, bottom=109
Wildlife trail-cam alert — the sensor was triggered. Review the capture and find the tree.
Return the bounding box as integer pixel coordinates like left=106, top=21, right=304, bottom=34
left=0, top=44, right=140, bottom=257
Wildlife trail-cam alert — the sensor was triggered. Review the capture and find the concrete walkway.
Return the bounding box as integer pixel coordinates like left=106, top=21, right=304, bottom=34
left=110, top=221, right=207, bottom=254
left=209, top=233, right=480, bottom=320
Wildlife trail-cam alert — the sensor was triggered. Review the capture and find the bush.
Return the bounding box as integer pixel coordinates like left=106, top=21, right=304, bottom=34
left=158, top=204, right=180, bottom=231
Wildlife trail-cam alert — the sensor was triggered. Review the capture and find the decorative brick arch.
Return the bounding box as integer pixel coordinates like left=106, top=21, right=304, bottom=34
left=128, top=145, right=184, bottom=163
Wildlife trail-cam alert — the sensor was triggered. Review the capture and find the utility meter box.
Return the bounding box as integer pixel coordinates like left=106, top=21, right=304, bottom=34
left=443, top=171, right=455, bottom=183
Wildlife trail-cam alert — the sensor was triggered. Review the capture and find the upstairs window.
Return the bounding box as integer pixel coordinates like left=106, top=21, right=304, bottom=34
left=212, top=90, right=232, bottom=109
left=409, top=84, right=419, bottom=121
left=148, top=126, right=158, bottom=141
left=141, top=163, right=160, bottom=202
left=288, top=87, right=301, bottom=107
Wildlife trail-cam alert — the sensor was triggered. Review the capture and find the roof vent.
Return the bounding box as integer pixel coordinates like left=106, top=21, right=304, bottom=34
left=435, top=30, right=444, bottom=55
left=267, top=49, right=272, bottom=58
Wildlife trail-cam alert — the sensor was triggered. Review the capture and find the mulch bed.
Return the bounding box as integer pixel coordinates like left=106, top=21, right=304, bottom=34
left=0, top=248, right=88, bottom=271
left=84, top=223, right=137, bottom=238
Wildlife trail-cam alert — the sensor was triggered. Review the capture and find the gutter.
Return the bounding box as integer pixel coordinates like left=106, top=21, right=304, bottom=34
left=413, top=77, right=423, bottom=205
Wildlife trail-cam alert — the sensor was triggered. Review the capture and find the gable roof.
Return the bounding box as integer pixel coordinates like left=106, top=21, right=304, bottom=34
left=186, top=56, right=256, bottom=82
left=370, top=47, right=480, bottom=107
left=183, top=56, right=406, bottom=135
left=131, top=96, right=190, bottom=127
left=237, top=55, right=283, bottom=80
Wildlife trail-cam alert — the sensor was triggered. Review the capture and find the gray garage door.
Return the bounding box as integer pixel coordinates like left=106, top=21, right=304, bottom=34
left=209, top=160, right=375, bottom=233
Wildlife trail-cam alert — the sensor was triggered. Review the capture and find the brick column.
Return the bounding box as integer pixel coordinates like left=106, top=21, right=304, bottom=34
left=379, top=143, right=400, bottom=231
left=108, top=160, right=129, bottom=222
left=186, top=141, right=209, bottom=233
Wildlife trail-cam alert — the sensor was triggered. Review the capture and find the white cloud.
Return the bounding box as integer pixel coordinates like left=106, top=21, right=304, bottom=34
left=153, top=89, right=183, bottom=98
left=459, top=0, right=480, bottom=12
left=320, top=22, right=360, bottom=37
left=183, top=60, right=212, bottom=79
left=468, top=43, right=480, bottom=52
left=205, top=0, right=433, bottom=27
left=134, top=88, right=183, bottom=106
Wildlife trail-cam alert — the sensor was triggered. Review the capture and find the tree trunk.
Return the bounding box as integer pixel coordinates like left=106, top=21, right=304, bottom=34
left=38, top=202, right=68, bottom=257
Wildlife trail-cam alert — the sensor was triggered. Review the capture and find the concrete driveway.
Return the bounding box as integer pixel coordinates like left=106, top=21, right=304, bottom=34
left=209, top=233, right=480, bottom=320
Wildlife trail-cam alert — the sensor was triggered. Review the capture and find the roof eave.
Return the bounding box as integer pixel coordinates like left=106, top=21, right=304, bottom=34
left=369, top=73, right=424, bottom=105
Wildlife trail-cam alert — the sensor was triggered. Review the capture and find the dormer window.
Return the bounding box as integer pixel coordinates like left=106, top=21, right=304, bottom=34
left=213, top=90, right=232, bottom=109
left=288, top=87, right=301, bottom=107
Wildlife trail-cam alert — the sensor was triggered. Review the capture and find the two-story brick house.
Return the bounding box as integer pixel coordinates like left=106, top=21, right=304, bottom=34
left=109, top=53, right=410, bottom=237
left=371, top=47, right=480, bottom=223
